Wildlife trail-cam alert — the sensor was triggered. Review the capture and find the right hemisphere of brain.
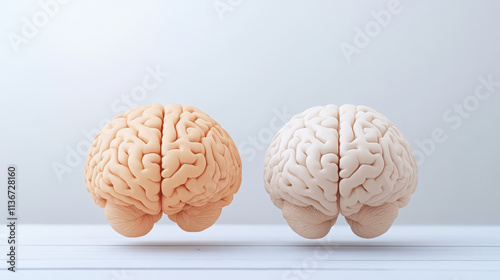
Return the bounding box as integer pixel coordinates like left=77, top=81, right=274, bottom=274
left=85, top=104, right=241, bottom=237
left=264, top=105, right=417, bottom=239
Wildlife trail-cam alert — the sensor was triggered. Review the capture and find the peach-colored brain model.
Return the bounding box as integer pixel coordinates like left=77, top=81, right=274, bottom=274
left=264, top=105, right=417, bottom=239
left=85, top=104, right=242, bottom=237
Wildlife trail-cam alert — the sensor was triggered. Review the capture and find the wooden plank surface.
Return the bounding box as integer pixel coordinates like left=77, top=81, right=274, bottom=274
left=0, top=225, right=499, bottom=279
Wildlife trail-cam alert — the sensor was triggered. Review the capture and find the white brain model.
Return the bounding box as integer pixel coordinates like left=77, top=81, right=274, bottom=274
left=264, top=105, right=418, bottom=239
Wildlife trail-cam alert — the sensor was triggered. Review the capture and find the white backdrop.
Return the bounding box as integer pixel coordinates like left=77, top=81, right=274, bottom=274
left=1, top=0, right=499, bottom=226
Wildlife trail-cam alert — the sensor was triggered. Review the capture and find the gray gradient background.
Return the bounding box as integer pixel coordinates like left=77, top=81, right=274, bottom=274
left=1, top=0, right=499, bottom=226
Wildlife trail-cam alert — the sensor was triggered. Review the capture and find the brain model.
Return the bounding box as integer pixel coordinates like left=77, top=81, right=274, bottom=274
left=264, top=105, right=417, bottom=239
left=85, top=104, right=242, bottom=237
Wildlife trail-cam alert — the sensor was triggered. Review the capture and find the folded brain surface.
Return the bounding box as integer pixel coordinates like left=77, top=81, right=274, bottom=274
left=264, top=105, right=417, bottom=239
left=263, top=105, right=340, bottom=239
left=85, top=104, right=242, bottom=237
left=161, top=104, right=242, bottom=232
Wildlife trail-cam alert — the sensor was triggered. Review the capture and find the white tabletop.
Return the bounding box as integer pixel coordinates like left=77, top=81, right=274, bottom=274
left=1, top=224, right=499, bottom=279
